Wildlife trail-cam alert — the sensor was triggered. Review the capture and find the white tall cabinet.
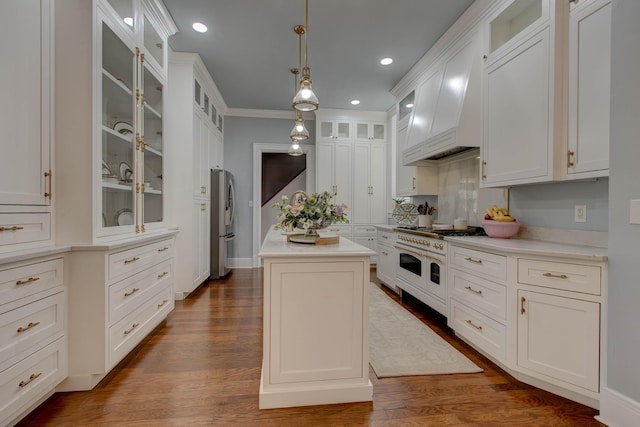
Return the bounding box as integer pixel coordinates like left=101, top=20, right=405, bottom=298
left=167, top=52, right=225, bottom=299
left=54, top=0, right=178, bottom=391
left=315, top=110, right=388, bottom=260
left=0, top=0, right=54, bottom=253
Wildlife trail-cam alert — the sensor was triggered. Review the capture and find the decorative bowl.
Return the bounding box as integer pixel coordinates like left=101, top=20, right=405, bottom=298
left=481, top=220, right=520, bottom=239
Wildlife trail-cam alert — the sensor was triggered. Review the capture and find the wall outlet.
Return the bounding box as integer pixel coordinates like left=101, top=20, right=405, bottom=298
left=575, top=205, right=587, bottom=222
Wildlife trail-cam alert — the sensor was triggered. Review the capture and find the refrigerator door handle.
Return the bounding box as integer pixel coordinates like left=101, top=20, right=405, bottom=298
left=228, top=178, right=236, bottom=227
left=224, top=233, right=236, bottom=242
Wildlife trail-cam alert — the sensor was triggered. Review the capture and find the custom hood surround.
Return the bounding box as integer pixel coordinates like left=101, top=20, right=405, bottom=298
left=402, top=34, right=482, bottom=165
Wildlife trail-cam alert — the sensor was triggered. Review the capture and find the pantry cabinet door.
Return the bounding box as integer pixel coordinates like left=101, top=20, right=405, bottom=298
left=0, top=0, right=51, bottom=206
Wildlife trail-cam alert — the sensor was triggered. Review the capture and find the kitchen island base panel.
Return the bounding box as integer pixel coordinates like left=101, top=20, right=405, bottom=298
left=259, top=369, right=373, bottom=409
left=259, top=228, right=376, bottom=409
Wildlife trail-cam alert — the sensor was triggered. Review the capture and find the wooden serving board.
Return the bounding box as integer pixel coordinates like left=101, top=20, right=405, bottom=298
left=287, top=233, right=340, bottom=245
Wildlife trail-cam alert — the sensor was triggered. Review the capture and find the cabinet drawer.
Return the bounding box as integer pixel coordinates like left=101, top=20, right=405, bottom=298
left=518, top=258, right=601, bottom=295
left=449, top=299, right=506, bottom=362
left=0, top=258, right=64, bottom=309
left=449, top=246, right=507, bottom=282
left=109, top=260, right=172, bottom=324
left=353, top=225, right=377, bottom=235
left=376, top=228, right=395, bottom=243
left=0, top=292, right=64, bottom=372
left=108, top=285, right=173, bottom=368
left=450, top=269, right=507, bottom=320
left=108, top=238, right=173, bottom=283
left=324, top=224, right=352, bottom=236
left=0, top=338, right=67, bottom=427
left=0, top=213, right=51, bottom=248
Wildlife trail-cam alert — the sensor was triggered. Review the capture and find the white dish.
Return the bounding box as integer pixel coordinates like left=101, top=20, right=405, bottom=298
left=114, top=208, right=134, bottom=226
left=119, top=162, right=133, bottom=182
left=113, top=121, right=133, bottom=135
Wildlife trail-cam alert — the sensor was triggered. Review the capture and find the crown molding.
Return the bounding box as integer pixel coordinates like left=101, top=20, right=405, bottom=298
left=225, top=108, right=314, bottom=120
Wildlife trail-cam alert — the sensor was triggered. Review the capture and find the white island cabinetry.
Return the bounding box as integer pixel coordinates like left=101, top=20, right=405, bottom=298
left=258, top=228, right=375, bottom=409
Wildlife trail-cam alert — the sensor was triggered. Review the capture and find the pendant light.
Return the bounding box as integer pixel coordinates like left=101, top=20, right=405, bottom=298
left=288, top=141, right=303, bottom=156
left=292, top=0, right=318, bottom=112
left=289, top=68, right=309, bottom=141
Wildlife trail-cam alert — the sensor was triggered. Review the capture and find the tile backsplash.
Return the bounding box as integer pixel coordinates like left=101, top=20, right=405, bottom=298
left=413, top=149, right=506, bottom=227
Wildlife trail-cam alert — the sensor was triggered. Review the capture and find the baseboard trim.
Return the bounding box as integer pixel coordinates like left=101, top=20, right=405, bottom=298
left=597, top=386, right=640, bottom=427
left=229, top=257, right=254, bottom=269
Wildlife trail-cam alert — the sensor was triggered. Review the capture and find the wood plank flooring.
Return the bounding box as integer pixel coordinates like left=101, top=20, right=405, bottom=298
left=18, top=268, right=604, bottom=426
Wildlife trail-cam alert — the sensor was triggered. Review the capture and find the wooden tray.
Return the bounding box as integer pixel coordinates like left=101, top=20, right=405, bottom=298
left=287, top=233, right=340, bottom=245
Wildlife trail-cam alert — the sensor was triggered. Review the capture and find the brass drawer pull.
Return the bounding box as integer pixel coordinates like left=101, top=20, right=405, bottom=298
left=124, top=287, right=140, bottom=297
left=124, top=256, right=140, bottom=264
left=0, top=226, right=25, bottom=232
left=157, top=271, right=168, bottom=279
left=465, top=257, right=483, bottom=264
left=16, top=276, right=41, bottom=285
left=18, top=372, right=42, bottom=387
left=543, top=272, right=568, bottom=279
left=465, top=285, right=483, bottom=295
left=17, top=321, right=41, bottom=333
left=465, top=319, right=483, bottom=331
left=157, top=299, right=169, bottom=308
left=124, top=323, right=140, bottom=335
left=158, top=247, right=169, bottom=252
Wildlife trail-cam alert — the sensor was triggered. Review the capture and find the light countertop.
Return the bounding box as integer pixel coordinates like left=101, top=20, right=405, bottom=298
left=445, top=236, right=608, bottom=262
left=260, top=228, right=376, bottom=258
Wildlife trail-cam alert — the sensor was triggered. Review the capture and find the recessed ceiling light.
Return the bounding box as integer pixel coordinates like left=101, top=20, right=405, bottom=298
left=192, top=22, right=208, bottom=33
left=350, top=99, right=360, bottom=105
left=405, top=103, right=414, bottom=108
left=380, top=57, right=393, bottom=65
left=123, top=17, right=133, bottom=27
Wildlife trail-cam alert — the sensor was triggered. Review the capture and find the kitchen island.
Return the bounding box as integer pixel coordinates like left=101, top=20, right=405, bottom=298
left=258, top=227, right=376, bottom=409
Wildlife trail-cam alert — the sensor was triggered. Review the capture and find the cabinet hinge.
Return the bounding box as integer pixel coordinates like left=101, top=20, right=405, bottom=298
left=44, top=170, right=52, bottom=199
left=141, top=224, right=146, bottom=232
left=136, top=183, right=140, bottom=194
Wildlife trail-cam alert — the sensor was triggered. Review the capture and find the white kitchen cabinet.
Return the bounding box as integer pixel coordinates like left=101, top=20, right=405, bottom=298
left=355, top=121, right=386, bottom=142
left=376, top=227, right=396, bottom=290
left=481, top=0, right=565, bottom=187
left=192, top=199, right=210, bottom=289
left=61, top=235, right=175, bottom=391
left=517, top=289, right=600, bottom=392
left=352, top=143, right=387, bottom=225
left=0, top=254, right=67, bottom=426
left=565, top=0, right=611, bottom=179
left=447, top=244, right=509, bottom=363
left=318, top=119, right=352, bottom=142
left=316, top=142, right=352, bottom=209
left=55, top=0, right=177, bottom=242
left=353, top=225, right=378, bottom=264
left=168, top=52, right=225, bottom=299
left=0, top=0, right=53, bottom=253
left=395, top=120, right=438, bottom=197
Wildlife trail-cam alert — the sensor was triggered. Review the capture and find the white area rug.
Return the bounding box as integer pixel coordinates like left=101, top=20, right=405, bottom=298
left=369, top=284, right=483, bottom=378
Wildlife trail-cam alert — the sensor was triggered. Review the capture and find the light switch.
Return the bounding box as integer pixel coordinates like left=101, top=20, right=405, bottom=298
left=574, top=205, right=586, bottom=223
left=630, top=200, right=640, bottom=224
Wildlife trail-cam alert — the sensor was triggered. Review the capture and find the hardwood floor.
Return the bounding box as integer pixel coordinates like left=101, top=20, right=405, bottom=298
left=19, top=268, right=603, bottom=426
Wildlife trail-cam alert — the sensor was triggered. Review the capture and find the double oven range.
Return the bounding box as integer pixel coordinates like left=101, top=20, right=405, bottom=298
left=393, top=226, right=484, bottom=316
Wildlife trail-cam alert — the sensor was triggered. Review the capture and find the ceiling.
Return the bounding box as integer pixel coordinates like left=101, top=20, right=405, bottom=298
left=162, top=0, right=475, bottom=113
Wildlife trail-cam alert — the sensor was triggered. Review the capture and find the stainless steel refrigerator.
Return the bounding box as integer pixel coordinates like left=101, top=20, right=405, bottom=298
left=210, top=169, right=236, bottom=279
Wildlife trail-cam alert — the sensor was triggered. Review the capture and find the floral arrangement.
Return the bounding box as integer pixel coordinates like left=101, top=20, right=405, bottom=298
left=274, top=190, right=349, bottom=233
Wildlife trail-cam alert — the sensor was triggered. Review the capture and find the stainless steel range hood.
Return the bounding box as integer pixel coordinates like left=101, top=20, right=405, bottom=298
left=402, top=35, right=481, bottom=165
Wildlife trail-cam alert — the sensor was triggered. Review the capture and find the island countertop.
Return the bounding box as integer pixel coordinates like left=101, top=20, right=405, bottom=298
left=259, top=227, right=376, bottom=258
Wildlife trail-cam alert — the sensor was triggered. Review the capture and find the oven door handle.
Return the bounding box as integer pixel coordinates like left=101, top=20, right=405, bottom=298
left=393, top=245, right=443, bottom=264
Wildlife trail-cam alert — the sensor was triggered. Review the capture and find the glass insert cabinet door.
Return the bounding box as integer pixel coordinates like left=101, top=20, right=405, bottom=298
left=101, top=22, right=136, bottom=232
left=99, top=15, right=165, bottom=235
left=141, top=62, right=164, bottom=227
